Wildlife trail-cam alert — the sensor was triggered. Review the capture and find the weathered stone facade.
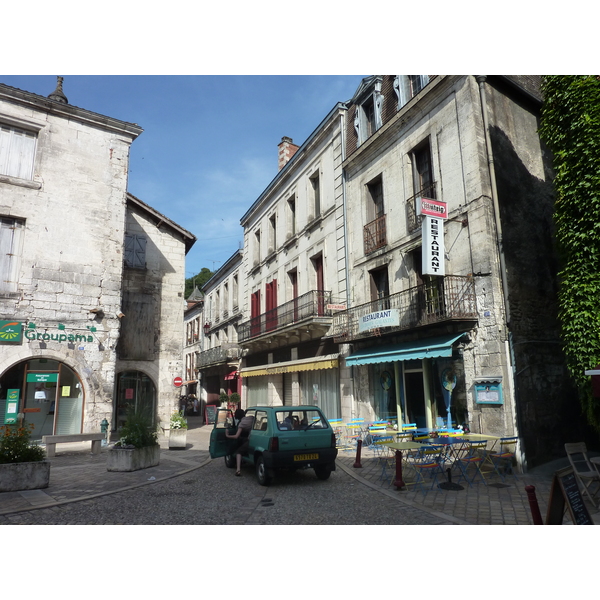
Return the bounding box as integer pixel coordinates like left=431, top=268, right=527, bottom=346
left=0, top=81, right=194, bottom=438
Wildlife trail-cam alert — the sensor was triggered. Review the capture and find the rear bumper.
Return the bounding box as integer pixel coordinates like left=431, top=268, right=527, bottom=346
left=262, top=448, right=338, bottom=470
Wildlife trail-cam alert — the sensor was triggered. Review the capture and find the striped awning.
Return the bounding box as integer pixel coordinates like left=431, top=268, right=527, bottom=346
left=240, top=354, right=339, bottom=378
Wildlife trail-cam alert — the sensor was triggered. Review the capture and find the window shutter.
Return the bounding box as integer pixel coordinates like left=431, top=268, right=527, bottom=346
left=133, top=235, right=146, bottom=268
left=0, top=125, right=36, bottom=180
left=0, top=217, right=24, bottom=293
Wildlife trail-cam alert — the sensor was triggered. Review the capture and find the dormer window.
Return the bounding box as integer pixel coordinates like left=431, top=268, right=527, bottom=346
left=353, top=78, right=384, bottom=146
left=394, top=75, right=430, bottom=109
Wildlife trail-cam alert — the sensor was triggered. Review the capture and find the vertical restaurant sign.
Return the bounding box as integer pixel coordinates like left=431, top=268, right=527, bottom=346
left=0, top=321, right=23, bottom=343
left=422, top=216, right=445, bottom=275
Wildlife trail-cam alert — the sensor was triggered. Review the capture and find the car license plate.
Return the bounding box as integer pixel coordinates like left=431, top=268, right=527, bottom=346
left=294, top=453, right=319, bottom=462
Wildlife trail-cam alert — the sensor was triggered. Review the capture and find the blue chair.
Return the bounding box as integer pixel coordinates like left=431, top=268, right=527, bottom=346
left=411, top=445, right=445, bottom=494
left=456, top=441, right=488, bottom=487
left=489, top=437, right=518, bottom=482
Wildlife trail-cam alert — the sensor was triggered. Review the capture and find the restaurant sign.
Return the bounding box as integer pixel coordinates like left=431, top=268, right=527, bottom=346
left=422, top=216, right=445, bottom=276
left=417, top=197, right=448, bottom=219
left=358, top=309, right=400, bottom=333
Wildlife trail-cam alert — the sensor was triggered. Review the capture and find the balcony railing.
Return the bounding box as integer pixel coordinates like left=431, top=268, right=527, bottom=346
left=196, top=344, right=242, bottom=368
left=239, top=289, right=333, bottom=343
left=406, top=182, right=437, bottom=232
left=329, top=275, right=477, bottom=342
left=364, top=214, right=387, bottom=254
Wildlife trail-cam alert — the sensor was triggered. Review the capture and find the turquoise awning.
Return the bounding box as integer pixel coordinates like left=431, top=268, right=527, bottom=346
left=345, top=333, right=465, bottom=366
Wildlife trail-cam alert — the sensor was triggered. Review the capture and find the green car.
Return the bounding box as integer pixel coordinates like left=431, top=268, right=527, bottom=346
left=209, top=405, right=338, bottom=485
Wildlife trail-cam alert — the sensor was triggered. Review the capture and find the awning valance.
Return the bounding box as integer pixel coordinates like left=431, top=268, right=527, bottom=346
left=345, top=333, right=465, bottom=367
left=240, top=354, right=339, bottom=378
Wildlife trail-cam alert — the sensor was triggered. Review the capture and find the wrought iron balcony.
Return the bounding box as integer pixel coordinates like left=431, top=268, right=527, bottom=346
left=364, top=214, right=387, bottom=254
left=238, top=289, right=333, bottom=343
left=196, top=344, right=242, bottom=368
left=406, top=182, right=437, bottom=232
left=328, top=275, right=477, bottom=342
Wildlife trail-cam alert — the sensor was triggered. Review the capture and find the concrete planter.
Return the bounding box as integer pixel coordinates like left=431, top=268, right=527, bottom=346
left=107, top=445, right=160, bottom=472
left=0, top=460, right=51, bottom=492
left=168, top=429, right=187, bottom=450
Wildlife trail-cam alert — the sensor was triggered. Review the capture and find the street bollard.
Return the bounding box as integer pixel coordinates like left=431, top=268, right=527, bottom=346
left=525, top=485, right=543, bottom=525
left=393, top=450, right=405, bottom=489
left=353, top=439, right=363, bottom=468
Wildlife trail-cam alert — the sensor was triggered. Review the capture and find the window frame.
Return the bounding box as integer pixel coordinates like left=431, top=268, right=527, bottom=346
left=0, top=215, right=25, bottom=295
left=0, top=122, right=38, bottom=181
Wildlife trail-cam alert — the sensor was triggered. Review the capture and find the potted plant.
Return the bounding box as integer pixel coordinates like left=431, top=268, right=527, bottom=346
left=107, top=407, right=160, bottom=472
left=168, top=411, right=188, bottom=450
left=0, top=423, right=50, bottom=492
left=218, top=392, right=229, bottom=407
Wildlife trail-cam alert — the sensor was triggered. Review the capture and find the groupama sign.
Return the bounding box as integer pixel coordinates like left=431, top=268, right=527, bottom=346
left=24, top=322, right=97, bottom=344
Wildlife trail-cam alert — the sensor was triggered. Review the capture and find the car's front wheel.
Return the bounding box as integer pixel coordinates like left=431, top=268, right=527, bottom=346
left=224, top=454, right=236, bottom=468
left=315, top=465, right=333, bottom=480
left=256, top=455, right=272, bottom=486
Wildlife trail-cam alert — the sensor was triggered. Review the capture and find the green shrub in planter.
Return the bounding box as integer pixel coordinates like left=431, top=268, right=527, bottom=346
left=0, top=424, right=45, bottom=464
left=114, top=407, right=158, bottom=449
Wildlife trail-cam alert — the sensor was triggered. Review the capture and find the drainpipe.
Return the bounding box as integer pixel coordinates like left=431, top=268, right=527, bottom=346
left=476, top=76, right=524, bottom=467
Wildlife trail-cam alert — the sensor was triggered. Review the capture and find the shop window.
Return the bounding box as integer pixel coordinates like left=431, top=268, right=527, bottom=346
left=0, top=216, right=25, bottom=294
left=0, top=123, right=37, bottom=180
left=115, top=371, right=156, bottom=429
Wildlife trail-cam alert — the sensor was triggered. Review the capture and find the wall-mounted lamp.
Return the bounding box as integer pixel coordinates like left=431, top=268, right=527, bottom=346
left=203, top=322, right=211, bottom=335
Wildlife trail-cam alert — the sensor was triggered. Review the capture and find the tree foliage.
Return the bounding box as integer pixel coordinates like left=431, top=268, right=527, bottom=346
left=184, top=267, right=214, bottom=299
left=539, top=75, right=600, bottom=431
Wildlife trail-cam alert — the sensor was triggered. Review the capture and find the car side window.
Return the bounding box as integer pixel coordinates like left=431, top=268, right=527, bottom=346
left=253, top=411, right=269, bottom=431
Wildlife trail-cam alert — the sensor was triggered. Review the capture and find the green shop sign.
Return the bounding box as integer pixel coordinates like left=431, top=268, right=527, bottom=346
left=24, top=322, right=96, bottom=344
left=26, top=373, right=59, bottom=383
left=0, top=321, right=23, bottom=343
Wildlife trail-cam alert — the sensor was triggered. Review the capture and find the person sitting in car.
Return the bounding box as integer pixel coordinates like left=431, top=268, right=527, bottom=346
left=225, top=410, right=254, bottom=476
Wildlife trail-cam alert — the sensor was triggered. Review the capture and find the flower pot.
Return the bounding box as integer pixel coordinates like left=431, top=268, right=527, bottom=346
left=0, top=460, right=51, bottom=492
left=107, top=445, right=160, bottom=472
left=169, top=429, right=187, bottom=450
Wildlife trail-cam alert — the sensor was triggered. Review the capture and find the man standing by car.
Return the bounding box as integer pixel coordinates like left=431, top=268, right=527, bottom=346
left=225, top=410, right=254, bottom=476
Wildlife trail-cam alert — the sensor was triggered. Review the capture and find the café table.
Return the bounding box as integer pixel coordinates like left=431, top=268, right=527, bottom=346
left=382, top=441, right=428, bottom=489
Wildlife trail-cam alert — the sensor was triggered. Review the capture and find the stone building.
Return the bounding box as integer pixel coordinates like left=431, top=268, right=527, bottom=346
left=196, top=249, right=243, bottom=410
left=0, top=79, right=195, bottom=438
left=328, top=75, right=581, bottom=468
left=237, top=105, right=349, bottom=418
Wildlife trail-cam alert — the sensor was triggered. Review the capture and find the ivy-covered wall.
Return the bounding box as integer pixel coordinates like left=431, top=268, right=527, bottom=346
left=539, top=75, right=600, bottom=436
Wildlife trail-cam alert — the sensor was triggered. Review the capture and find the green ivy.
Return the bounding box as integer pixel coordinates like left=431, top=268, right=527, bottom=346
left=539, top=75, right=600, bottom=431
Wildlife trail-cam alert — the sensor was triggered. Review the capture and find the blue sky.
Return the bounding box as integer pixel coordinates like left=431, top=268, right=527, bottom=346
left=0, top=74, right=365, bottom=279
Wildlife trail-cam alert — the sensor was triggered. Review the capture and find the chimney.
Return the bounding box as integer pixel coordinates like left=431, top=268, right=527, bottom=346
left=278, top=137, right=299, bottom=171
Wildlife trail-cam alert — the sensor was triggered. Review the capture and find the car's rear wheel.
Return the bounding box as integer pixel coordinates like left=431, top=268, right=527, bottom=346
left=256, top=455, right=272, bottom=486
left=315, top=465, right=332, bottom=480
left=225, top=454, right=235, bottom=468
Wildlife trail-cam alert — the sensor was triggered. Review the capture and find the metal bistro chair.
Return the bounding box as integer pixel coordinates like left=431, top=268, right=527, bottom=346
left=411, top=444, right=445, bottom=494
left=564, top=442, right=600, bottom=508
left=344, top=419, right=364, bottom=451
left=456, top=441, right=488, bottom=487
left=489, top=437, right=518, bottom=482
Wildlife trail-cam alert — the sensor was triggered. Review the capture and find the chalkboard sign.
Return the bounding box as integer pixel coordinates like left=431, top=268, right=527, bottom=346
left=205, top=405, right=217, bottom=425
left=546, top=466, right=594, bottom=525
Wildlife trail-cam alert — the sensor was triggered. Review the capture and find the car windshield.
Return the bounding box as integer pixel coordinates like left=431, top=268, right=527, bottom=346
left=275, top=409, right=326, bottom=431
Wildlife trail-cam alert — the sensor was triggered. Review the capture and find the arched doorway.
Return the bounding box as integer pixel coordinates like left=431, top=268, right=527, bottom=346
left=0, top=358, right=83, bottom=441
left=114, top=371, right=156, bottom=430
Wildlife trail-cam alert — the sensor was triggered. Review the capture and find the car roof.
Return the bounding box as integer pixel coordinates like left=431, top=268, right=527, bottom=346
left=249, top=405, right=321, bottom=411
